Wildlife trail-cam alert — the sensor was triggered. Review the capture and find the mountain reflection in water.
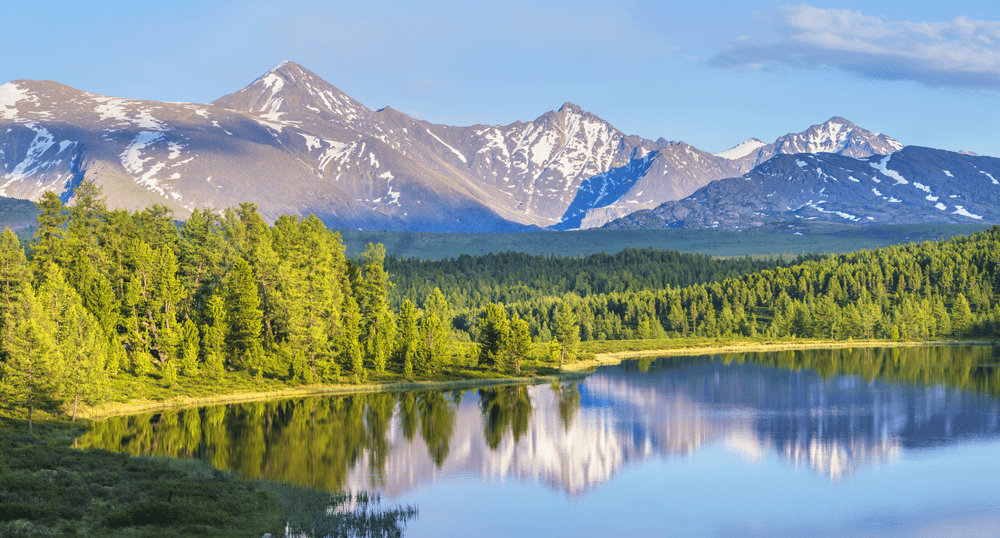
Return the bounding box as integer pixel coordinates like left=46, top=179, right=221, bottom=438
left=79, top=345, right=1000, bottom=496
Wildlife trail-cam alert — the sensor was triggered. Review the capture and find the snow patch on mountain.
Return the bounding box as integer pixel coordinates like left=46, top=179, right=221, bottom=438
left=2, top=125, right=57, bottom=186
left=870, top=155, right=908, bottom=185
left=93, top=97, right=129, bottom=123
left=714, top=138, right=765, bottom=160
left=954, top=206, right=983, bottom=219
left=0, top=82, right=30, bottom=120
left=121, top=132, right=165, bottom=175
left=426, top=128, right=467, bottom=163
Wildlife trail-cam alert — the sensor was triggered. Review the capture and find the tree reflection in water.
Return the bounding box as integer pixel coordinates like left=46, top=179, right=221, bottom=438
left=478, top=385, right=533, bottom=450
left=78, top=346, right=1000, bottom=496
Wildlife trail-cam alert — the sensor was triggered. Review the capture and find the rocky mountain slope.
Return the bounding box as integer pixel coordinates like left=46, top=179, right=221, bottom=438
left=719, top=116, right=904, bottom=173
left=0, top=62, right=905, bottom=231
left=606, top=146, right=1000, bottom=230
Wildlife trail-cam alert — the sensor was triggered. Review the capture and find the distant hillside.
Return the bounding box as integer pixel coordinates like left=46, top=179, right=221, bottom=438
left=0, top=195, right=36, bottom=231
left=339, top=222, right=990, bottom=260
left=606, top=147, right=1000, bottom=231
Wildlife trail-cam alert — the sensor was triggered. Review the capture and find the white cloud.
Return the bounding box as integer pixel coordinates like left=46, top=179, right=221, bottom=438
left=710, top=5, right=1000, bottom=90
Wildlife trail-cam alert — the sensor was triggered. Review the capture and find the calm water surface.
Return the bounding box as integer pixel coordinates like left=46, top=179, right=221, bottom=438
left=80, top=346, right=1000, bottom=537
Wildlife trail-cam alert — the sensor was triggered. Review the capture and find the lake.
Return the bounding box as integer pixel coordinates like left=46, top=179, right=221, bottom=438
left=79, top=345, right=1000, bottom=537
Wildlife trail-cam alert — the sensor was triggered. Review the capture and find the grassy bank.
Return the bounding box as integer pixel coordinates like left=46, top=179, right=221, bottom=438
left=73, top=336, right=992, bottom=419
left=0, top=417, right=417, bottom=537
left=0, top=418, right=285, bottom=537
left=568, top=337, right=994, bottom=371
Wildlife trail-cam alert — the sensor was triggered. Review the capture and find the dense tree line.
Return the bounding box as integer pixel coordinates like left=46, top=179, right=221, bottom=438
left=418, top=228, right=1000, bottom=346
left=0, top=182, right=453, bottom=427
left=385, top=248, right=817, bottom=310
left=3, top=181, right=1000, bottom=425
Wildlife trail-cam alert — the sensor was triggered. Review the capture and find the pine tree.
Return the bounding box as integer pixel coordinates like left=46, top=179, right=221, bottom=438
left=201, top=291, right=227, bottom=378
left=36, top=263, right=107, bottom=421
left=341, top=293, right=364, bottom=381
left=0, top=286, right=62, bottom=432
left=418, top=289, right=450, bottom=375
left=477, top=303, right=510, bottom=371
left=225, top=258, right=264, bottom=378
left=395, top=300, right=419, bottom=380
left=953, top=293, right=973, bottom=337
left=358, top=243, right=395, bottom=375
left=179, top=318, right=200, bottom=376
left=0, top=228, right=31, bottom=350
left=32, top=191, right=68, bottom=280
left=504, top=311, right=532, bottom=375
left=553, top=303, right=579, bottom=369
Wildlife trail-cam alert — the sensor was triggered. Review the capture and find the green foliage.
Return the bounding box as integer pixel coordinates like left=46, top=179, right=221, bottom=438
left=0, top=422, right=284, bottom=537
left=5, top=184, right=1000, bottom=427
left=225, top=258, right=264, bottom=378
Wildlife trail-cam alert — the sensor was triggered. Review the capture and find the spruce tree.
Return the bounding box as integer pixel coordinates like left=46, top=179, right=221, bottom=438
left=419, top=289, right=450, bottom=374
left=553, top=303, right=579, bottom=369
left=395, top=300, right=419, bottom=380
left=358, top=243, right=395, bottom=375
left=36, top=263, right=107, bottom=420
left=477, top=303, right=510, bottom=371
left=225, top=258, right=264, bottom=378
left=201, top=291, right=228, bottom=378
left=179, top=318, right=200, bottom=376
left=0, top=286, right=62, bottom=432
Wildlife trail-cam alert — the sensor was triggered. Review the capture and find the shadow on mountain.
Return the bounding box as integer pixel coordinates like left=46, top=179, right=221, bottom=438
left=551, top=151, right=658, bottom=230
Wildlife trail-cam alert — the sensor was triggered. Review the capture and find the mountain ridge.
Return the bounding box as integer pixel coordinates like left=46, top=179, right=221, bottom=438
left=1, top=61, right=907, bottom=231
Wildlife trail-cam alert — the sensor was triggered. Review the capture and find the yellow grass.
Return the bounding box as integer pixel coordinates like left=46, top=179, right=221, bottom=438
left=562, top=339, right=995, bottom=372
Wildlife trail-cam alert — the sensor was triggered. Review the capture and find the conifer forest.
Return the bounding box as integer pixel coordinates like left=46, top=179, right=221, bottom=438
left=2, top=181, right=1000, bottom=428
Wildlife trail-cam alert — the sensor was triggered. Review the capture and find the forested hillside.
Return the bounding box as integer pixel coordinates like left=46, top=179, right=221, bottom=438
left=1, top=181, right=999, bottom=425
left=452, top=227, right=1000, bottom=345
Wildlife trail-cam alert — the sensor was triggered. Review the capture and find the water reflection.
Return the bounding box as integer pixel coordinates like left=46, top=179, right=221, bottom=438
left=79, top=345, right=1000, bottom=496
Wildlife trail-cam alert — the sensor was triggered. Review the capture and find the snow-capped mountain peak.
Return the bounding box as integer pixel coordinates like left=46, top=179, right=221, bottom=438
left=212, top=61, right=372, bottom=130
left=773, top=116, right=902, bottom=157
left=714, top=138, right=766, bottom=160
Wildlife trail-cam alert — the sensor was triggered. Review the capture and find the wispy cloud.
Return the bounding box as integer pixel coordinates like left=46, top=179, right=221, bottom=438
left=711, top=5, right=1000, bottom=90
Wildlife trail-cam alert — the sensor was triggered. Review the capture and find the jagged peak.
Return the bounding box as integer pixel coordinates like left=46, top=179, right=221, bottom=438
left=558, top=102, right=584, bottom=114
left=269, top=60, right=292, bottom=73
left=823, top=116, right=855, bottom=127
left=213, top=61, right=369, bottom=120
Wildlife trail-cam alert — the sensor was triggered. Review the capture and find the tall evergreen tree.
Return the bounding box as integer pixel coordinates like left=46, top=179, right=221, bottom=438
left=395, top=300, right=420, bottom=380
left=0, top=285, right=62, bottom=432
left=553, top=303, right=579, bottom=369
left=358, top=243, right=395, bottom=375
left=418, top=288, right=450, bottom=375
left=225, top=258, right=264, bottom=378
left=477, top=303, right=510, bottom=371
left=36, top=263, right=107, bottom=421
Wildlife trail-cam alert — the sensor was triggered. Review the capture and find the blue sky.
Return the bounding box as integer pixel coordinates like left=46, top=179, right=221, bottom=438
left=4, top=1, right=1000, bottom=155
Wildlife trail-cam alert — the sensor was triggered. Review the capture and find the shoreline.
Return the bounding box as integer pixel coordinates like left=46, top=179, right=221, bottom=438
left=565, top=338, right=995, bottom=371
left=77, top=371, right=590, bottom=420
left=79, top=339, right=993, bottom=420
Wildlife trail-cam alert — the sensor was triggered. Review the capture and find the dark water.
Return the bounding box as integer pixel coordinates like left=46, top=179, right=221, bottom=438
left=80, top=345, right=1000, bottom=537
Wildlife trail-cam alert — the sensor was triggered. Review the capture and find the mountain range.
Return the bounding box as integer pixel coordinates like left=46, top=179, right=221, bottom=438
left=1, top=61, right=938, bottom=232
left=606, top=146, right=1000, bottom=231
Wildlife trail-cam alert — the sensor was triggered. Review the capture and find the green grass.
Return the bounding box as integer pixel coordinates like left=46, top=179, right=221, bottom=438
left=0, top=418, right=282, bottom=537
left=337, top=222, right=992, bottom=260
left=0, top=416, right=417, bottom=537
